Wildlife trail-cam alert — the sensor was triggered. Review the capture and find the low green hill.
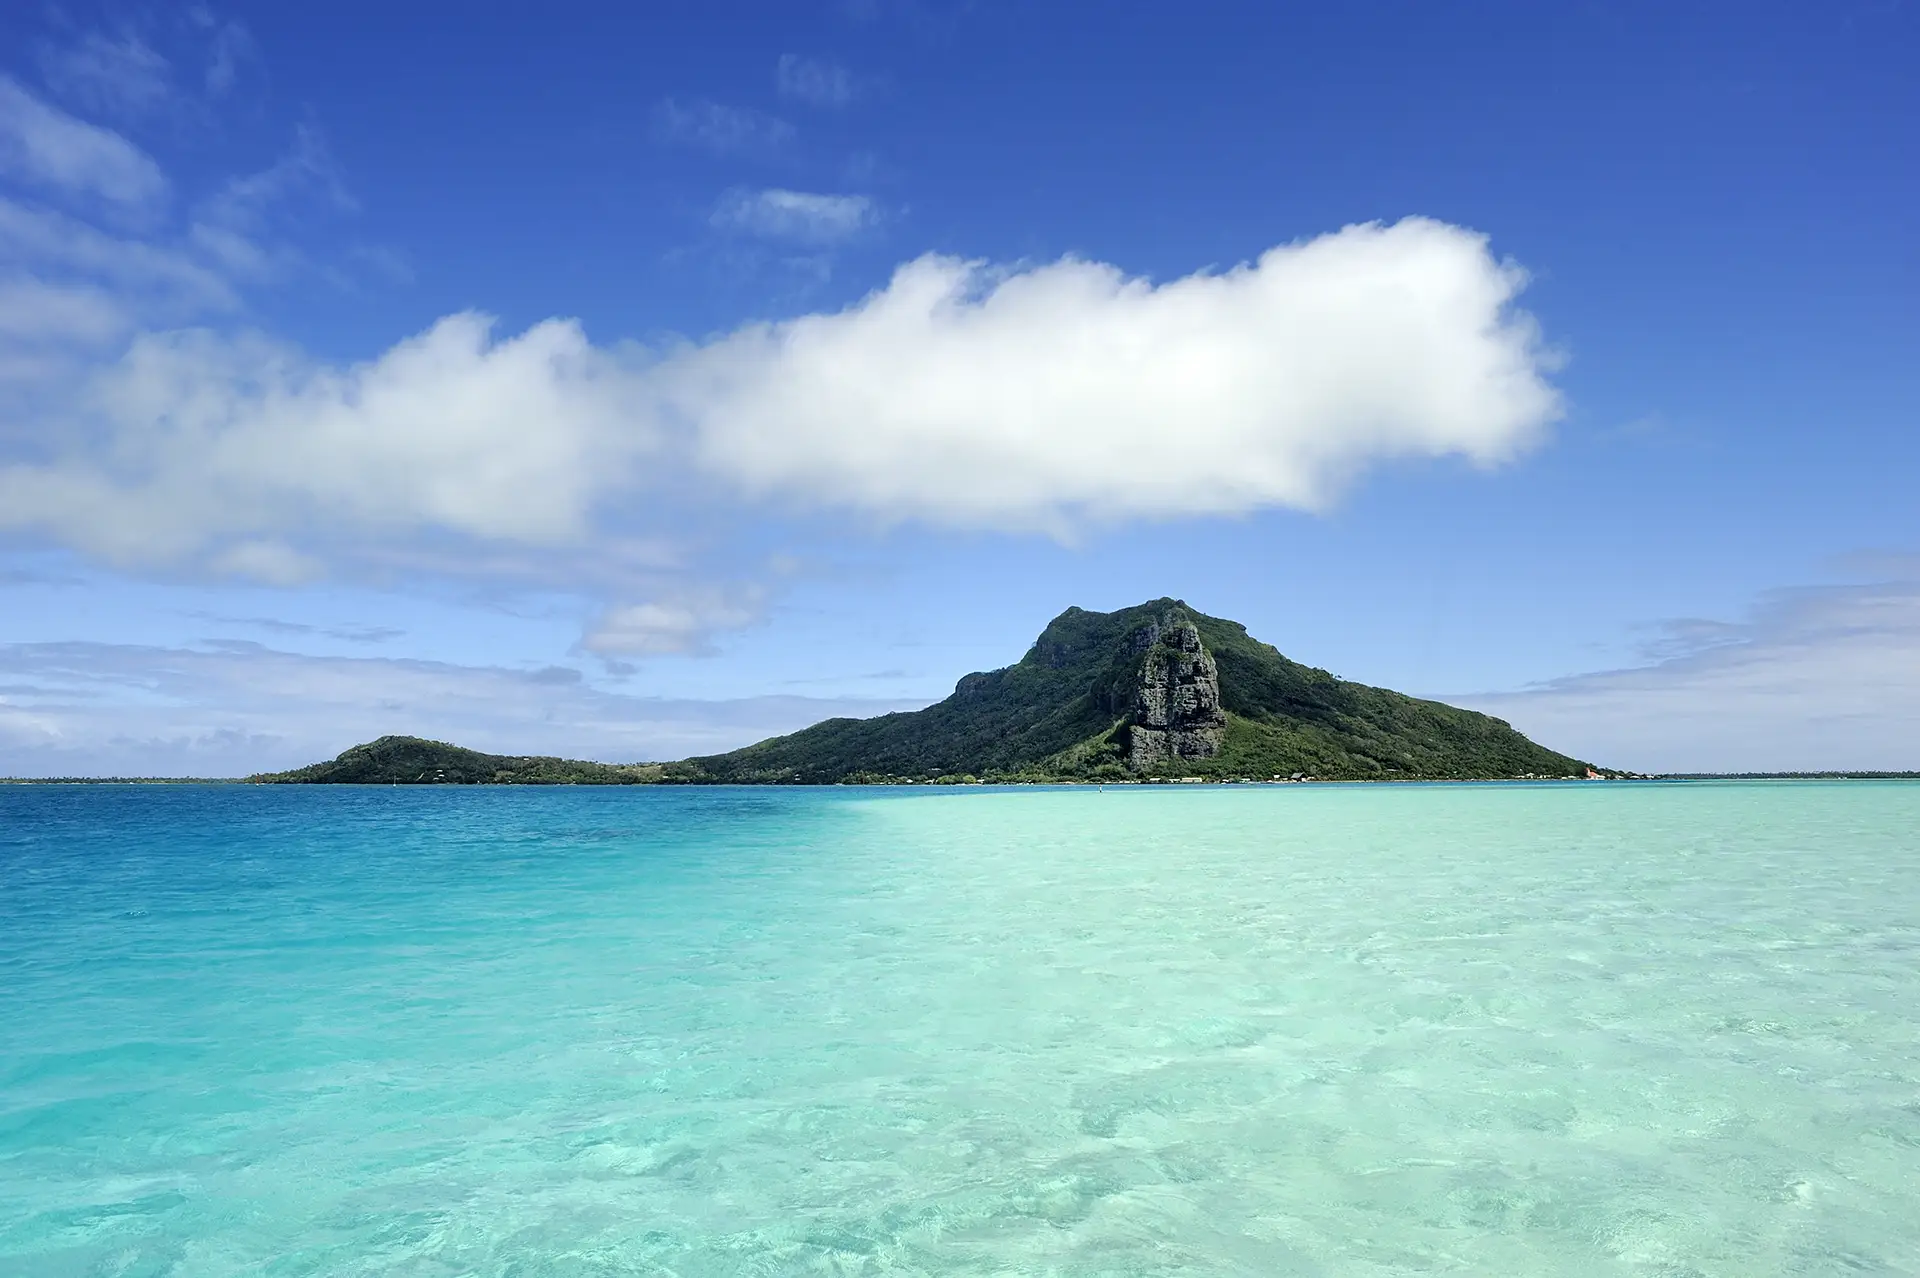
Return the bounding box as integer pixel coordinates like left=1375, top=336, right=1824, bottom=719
left=250, top=735, right=662, bottom=785
left=666, top=598, right=1602, bottom=783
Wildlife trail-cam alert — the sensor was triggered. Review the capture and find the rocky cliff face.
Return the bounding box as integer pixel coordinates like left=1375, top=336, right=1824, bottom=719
left=1124, top=613, right=1227, bottom=770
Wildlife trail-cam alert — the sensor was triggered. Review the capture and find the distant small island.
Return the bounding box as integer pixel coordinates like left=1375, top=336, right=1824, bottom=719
left=253, top=736, right=667, bottom=786
left=253, top=599, right=1634, bottom=785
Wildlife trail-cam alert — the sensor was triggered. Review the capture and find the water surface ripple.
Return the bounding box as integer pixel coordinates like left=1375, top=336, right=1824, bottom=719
left=2, top=782, right=1917, bottom=1274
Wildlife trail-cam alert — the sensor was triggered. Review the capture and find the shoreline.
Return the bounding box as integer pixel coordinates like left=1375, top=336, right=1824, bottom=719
left=6, top=773, right=1918, bottom=787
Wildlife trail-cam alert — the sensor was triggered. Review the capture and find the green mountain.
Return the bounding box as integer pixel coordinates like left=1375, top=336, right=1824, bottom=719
left=251, top=735, right=663, bottom=785
left=666, top=598, right=1602, bottom=783
left=254, top=599, right=1605, bottom=785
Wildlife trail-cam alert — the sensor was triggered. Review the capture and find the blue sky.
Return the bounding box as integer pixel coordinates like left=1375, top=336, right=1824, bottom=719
left=1, top=0, right=1916, bottom=775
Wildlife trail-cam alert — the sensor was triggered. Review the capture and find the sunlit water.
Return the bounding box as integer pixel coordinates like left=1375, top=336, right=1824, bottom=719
left=3, top=781, right=1917, bottom=1275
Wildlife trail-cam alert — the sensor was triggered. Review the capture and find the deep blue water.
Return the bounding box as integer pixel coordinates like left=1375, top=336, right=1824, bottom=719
left=3, top=782, right=1918, bottom=1274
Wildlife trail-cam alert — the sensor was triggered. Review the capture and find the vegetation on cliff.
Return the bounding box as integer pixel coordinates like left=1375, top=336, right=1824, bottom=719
left=666, top=599, right=1602, bottom=783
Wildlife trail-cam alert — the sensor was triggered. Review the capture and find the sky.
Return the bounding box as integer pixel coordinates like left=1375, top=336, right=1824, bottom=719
left=0, top=0, right=1916, bottom=776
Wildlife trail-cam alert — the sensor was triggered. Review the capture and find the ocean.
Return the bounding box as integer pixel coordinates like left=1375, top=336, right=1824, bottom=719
left=2, top=781, right=1917, bottom=1275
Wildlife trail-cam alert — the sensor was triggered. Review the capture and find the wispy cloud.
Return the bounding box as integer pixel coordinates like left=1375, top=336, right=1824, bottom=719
left=0, top=106, right=360, bottom=383
left=0, top=278, right=127, bottom=344
left=190, top=612, right=404, bottom=643
left=205, top=540, right=324, bottom=585
left=345, top=243, right=414, bottom=285
left=0, top=77, right=168, bottom=207
left=651, top=98, right=794, bottom=155
left=0, top=640, right=924, bottom=776
left=196, top=12, right=260, bottom=97
left=711, top=188, right=876, bottom=242
left=37, top=32, right=174, bottom=120
left=201, top=123, right=355, bottom=227
left=583, top=587, right=768, bottom=657
left=0, top=197, right=237, bottom=315
left=783, top=668, right=912, bottom=685
left=1458, top=577, right=1920, bottom=773
left=776, top=55, right=859, bottom=107
left=34, top=11, right=263, bottom=122
left=188, top=123, right=356, bottom=282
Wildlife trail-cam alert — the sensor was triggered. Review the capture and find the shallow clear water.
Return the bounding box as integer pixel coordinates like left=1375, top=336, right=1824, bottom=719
left=2, top=781, right=1918, bottom=1275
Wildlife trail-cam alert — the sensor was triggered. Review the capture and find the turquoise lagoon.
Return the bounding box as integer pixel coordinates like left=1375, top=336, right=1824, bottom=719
left=2, top=781, right=1917, bottom=1274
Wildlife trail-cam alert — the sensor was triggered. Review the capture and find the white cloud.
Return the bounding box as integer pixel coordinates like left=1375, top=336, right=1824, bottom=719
left=666, top=217, right=1562, bottom=531
left=1459, top=579, right=1920, bottom=773
left=0, top=217, right=1563, bottom=579
left=0, top=314, right=650, bottom=563
left=0, top=77, right=168, bottom=207
left=0, top=278, right=127, bottom=343
left=0, top=639, right=923, bottom=776
left=0, top=197, right=236, bottom=312
left=584, top=588, right=767, bottom=656
left=711, top=188, right=876, bottom=242
left=209, top=539, right=323, bottom=585
left=776, top=55, right=857, bottom=107
left=651, top=98, right=794, bottom=154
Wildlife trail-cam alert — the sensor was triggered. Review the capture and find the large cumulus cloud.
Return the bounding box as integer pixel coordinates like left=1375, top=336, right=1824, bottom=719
left=667, top=218, right=1560, bottom=531
left=2, top=217, right=1563, bottom=573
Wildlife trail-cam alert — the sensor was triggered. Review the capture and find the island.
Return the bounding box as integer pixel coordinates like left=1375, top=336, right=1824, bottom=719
left=254, top=598, right=1623, bottom=785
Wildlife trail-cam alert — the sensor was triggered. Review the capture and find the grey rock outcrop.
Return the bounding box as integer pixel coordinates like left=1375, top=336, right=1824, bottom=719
left=1125, top=613, right=1227, bottom=770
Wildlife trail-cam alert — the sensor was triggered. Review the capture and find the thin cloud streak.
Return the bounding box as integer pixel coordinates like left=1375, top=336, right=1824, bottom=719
left=0, top=640, right=926, bottom=776
left=0, top=77, right=168, bottom=207
left=1458, top=578, right=1920, bottom=773
left=776, top=55, right=859, bottom=107
left=38, top=32, right=174, bottom=120
left=651, top=98, right=795, bottom=155
left=711, top=188, right=877, bottom=242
